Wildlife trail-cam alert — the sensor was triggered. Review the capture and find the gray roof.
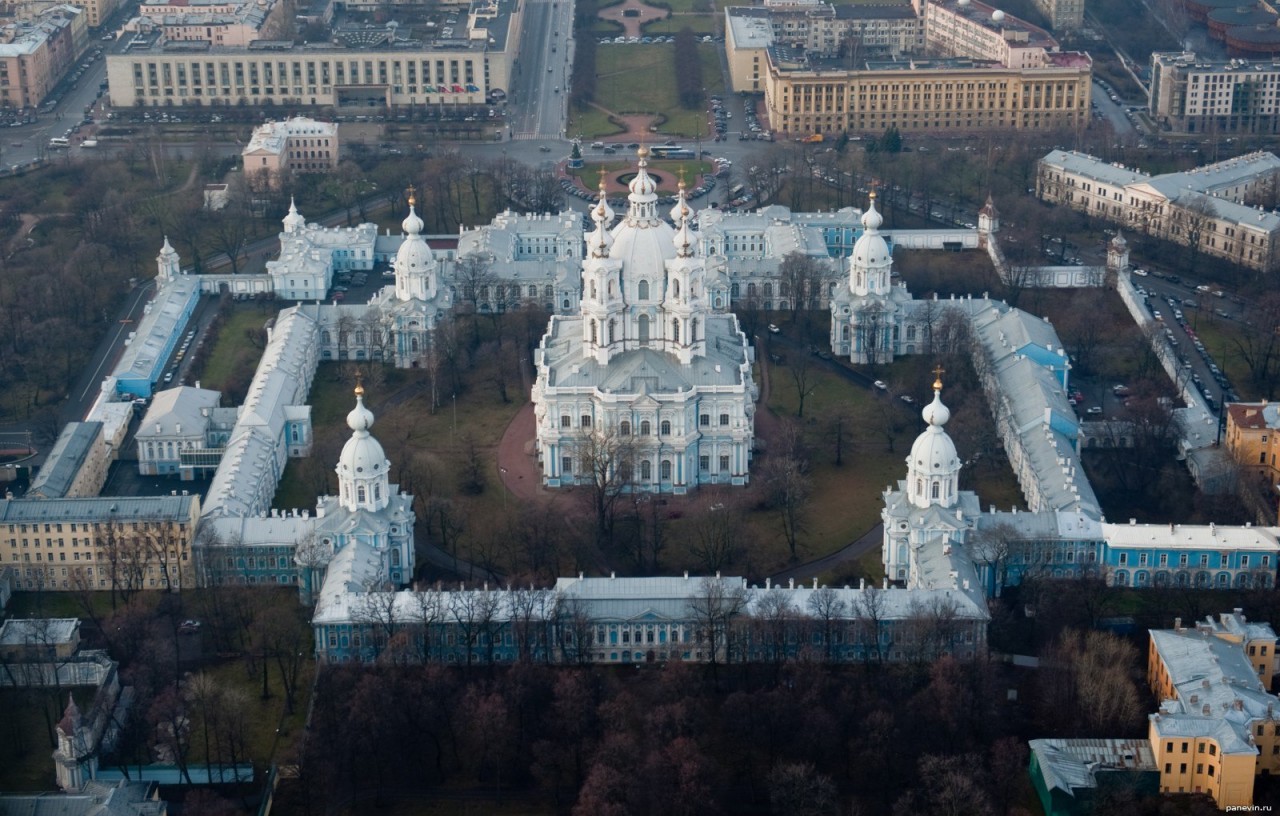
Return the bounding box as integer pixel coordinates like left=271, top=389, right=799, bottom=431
left=1029, top=738, right=1156, bottom=796
left=1041, top=150, right=1147, bottom=187
left=29, top=423, right=102, bottom=499
left=112, top=275, right=200, bottom=386
left=0, top=618, right=79, bottom=647
left=203, top=306, right=316, bottom=519
left=136, top=387, right=221, bottom=440
left=539, top=315, right=751, bottom=392
left=1148, top=625, right=1280, bottom=754
left=0, top=495, right=197, bottom=523
left=0, top=780, right=164, bottom=816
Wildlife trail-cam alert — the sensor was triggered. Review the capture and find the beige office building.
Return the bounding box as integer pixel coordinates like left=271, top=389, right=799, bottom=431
left=0, top=495, right=200, bottom=592
left=763, top=52, right=1091, bottom=135
left=105, top=0, right=520, bottom=109
left=243, top=115, right=339, bottom=186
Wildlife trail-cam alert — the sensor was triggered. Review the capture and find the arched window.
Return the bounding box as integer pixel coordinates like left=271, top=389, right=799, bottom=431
left=672, top=319, right=680, bottom=343
left=358, top=485, right=366, bottom=503
left=763, top=282, right=773, bottom=296
left=673, top=279, right=681, bottom=297
left=731, top=283, right=740, bottom=298
left=638, top=314, right=650, bottom=344
left=660, top=420, right=671, bottom=435
left=691, top=319, right=698, bottom=342
left=529, top=285, right=537, bottom=298
left=545, top=285, right=554, bottom=298
left=411, top=337, right=420, bottom=352
left=661, top=460, right=672, bottom=480
left=608, top=319, right=617, bottom=343
left=638, top=280, right=650, bottom=300
left=906, top=325, right=917, bottom=340
left=391, top=550, right=400, bottom=565
left=640, top=420, right=651, bottom=436
left=374, top=484, right=381, bottom=501
left=322, top=330, right=332, bottom=344
left=916, top=478, right=923, bottom=496
left=931, top=482, right=939, bottom=499
left=591, top=320, right=598, bottom=344
left=620, top=421, right=632, bottom=436
left=748, top=283, right=757, bottom=297
left=640, top=460, right=652, bottom=480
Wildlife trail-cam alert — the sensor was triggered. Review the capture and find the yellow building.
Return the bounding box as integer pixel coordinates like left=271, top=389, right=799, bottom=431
left=1146, top=612, right=1280, bottom=809
left=0, top=5, right=83, bottom=108
left=1227, top=402, right=1280, bottom=493
left=0, top=495, right=200, bottom=593
left=761, top=53, right=1091, bottom=136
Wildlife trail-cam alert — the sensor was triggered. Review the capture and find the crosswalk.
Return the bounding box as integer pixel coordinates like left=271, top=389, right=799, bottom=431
left=511, top=132, right=548, bottom=141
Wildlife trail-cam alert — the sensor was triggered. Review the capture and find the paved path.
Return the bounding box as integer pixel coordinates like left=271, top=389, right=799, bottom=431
left=768, top=523, right=884, bottom=585
left=597, top=0, right=668, bottom=37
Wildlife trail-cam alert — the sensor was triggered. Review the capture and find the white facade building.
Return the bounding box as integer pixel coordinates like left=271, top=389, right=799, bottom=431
left=531, top=151, right=758, bottom=493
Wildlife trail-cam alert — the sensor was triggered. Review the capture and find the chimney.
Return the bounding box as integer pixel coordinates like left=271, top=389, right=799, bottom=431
left=766, top=577, right=772, bottom=589
left=788, top=578, right=795, bottom=589
left=860, top=578, right=866, bottom=590
left=813, top=577, right=818, bottom=590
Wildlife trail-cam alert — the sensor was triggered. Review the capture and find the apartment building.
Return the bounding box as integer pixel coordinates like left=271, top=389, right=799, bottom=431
left=1151, top=52, right=1280, bottom=135
left=243, top=116, right=339, bottom=187
left=1227, top=401, right=1280, bottom=491
left=0, top=495, right=201, bottom=592
left=1037, top=149, right=1280, bottom=273
left=123, top=0, right=288, bottom=49
left=0, top=4, right=83, bottom=108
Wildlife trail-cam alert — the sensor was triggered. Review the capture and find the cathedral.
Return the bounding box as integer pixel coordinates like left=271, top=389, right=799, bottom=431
left=531, top=148, right=757, bottom=493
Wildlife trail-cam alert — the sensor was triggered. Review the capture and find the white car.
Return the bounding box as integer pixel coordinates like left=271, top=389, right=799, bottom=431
left=767, top=323, right=780, bottom=334
left=1132, top=268, right=1148, bottom=276
left=873, top=380, right=888, bottom=391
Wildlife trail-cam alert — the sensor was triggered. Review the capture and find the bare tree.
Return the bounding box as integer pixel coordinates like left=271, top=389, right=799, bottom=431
left=689, top=497, right=751, bottom=573
left=574, top=425, right=637, bottom=548
left=686, top=576, right=747, bottom=671
left=806, top=587, right=848, bottom=663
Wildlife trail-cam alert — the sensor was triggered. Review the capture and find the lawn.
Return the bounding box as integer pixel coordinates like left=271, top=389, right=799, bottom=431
left=566, top=159, right=714, bottom=194
left=195, top=304, right=273, bottom=395
left=1183, top=314, right=1257, bottom=401
left=590, top=44, right=725, bottom=133
left=642, top=13, right=717, bottom=35
left=568, top=107, right=627, bottom=140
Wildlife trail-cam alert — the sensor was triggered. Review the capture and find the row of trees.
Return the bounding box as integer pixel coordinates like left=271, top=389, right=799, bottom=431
left=673, top=28, right=706, bottom=110
left=289, top=622, right=1154, bottom=815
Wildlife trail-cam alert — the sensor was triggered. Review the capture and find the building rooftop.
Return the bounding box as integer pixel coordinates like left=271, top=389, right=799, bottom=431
left=1029, top=738, right=1156, bottom=795
left=28, top=423, right=102, bottom=500
left=1102, top=521, right=1280, bottom=552
left=112, top=275, right=200, bottom=389
left=539, top=314, right=752, bottom=392
left=0, top=618, right=79, bottom=647
left=1228, top=402, right=1280, bottom=430
left=137, top=387, right=222, bottom=440
left=244, top=117, right=338, bottom=157
left=0, top=495, right=198, bottom=523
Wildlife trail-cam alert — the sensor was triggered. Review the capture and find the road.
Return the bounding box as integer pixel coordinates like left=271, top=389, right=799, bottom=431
left=4, top=47, right=110, bottom=168
left=507, top=0, right=575, bottom=139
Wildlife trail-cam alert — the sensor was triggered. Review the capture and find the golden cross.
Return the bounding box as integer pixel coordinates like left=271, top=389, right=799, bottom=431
left=406, top=184, right=416, bottom=206
left=355, top=370, right=365, bottom=397
left=932, top=365, right=945, bottom=391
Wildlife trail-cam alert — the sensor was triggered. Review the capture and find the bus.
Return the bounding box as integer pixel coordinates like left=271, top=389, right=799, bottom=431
left=651, top=146, right=696, bottom=159
left=48, top=137, right=70, bottom=149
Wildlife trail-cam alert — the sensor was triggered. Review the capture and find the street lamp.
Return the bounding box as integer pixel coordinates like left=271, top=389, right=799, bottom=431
left=499, top=467, right=509, bottom=512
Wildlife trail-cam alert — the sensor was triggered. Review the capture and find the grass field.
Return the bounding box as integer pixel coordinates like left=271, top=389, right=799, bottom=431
left=581, top=44, right=725, bottom=138
left=568, top=107, right=626, bottom=140
left=566, top=159, right=713, bottom=193
left=642, top=13, right=717, bottom=35
left=196, top=304, right=273, bottom=394
left=1183, top=314, right=1257, bottom=401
